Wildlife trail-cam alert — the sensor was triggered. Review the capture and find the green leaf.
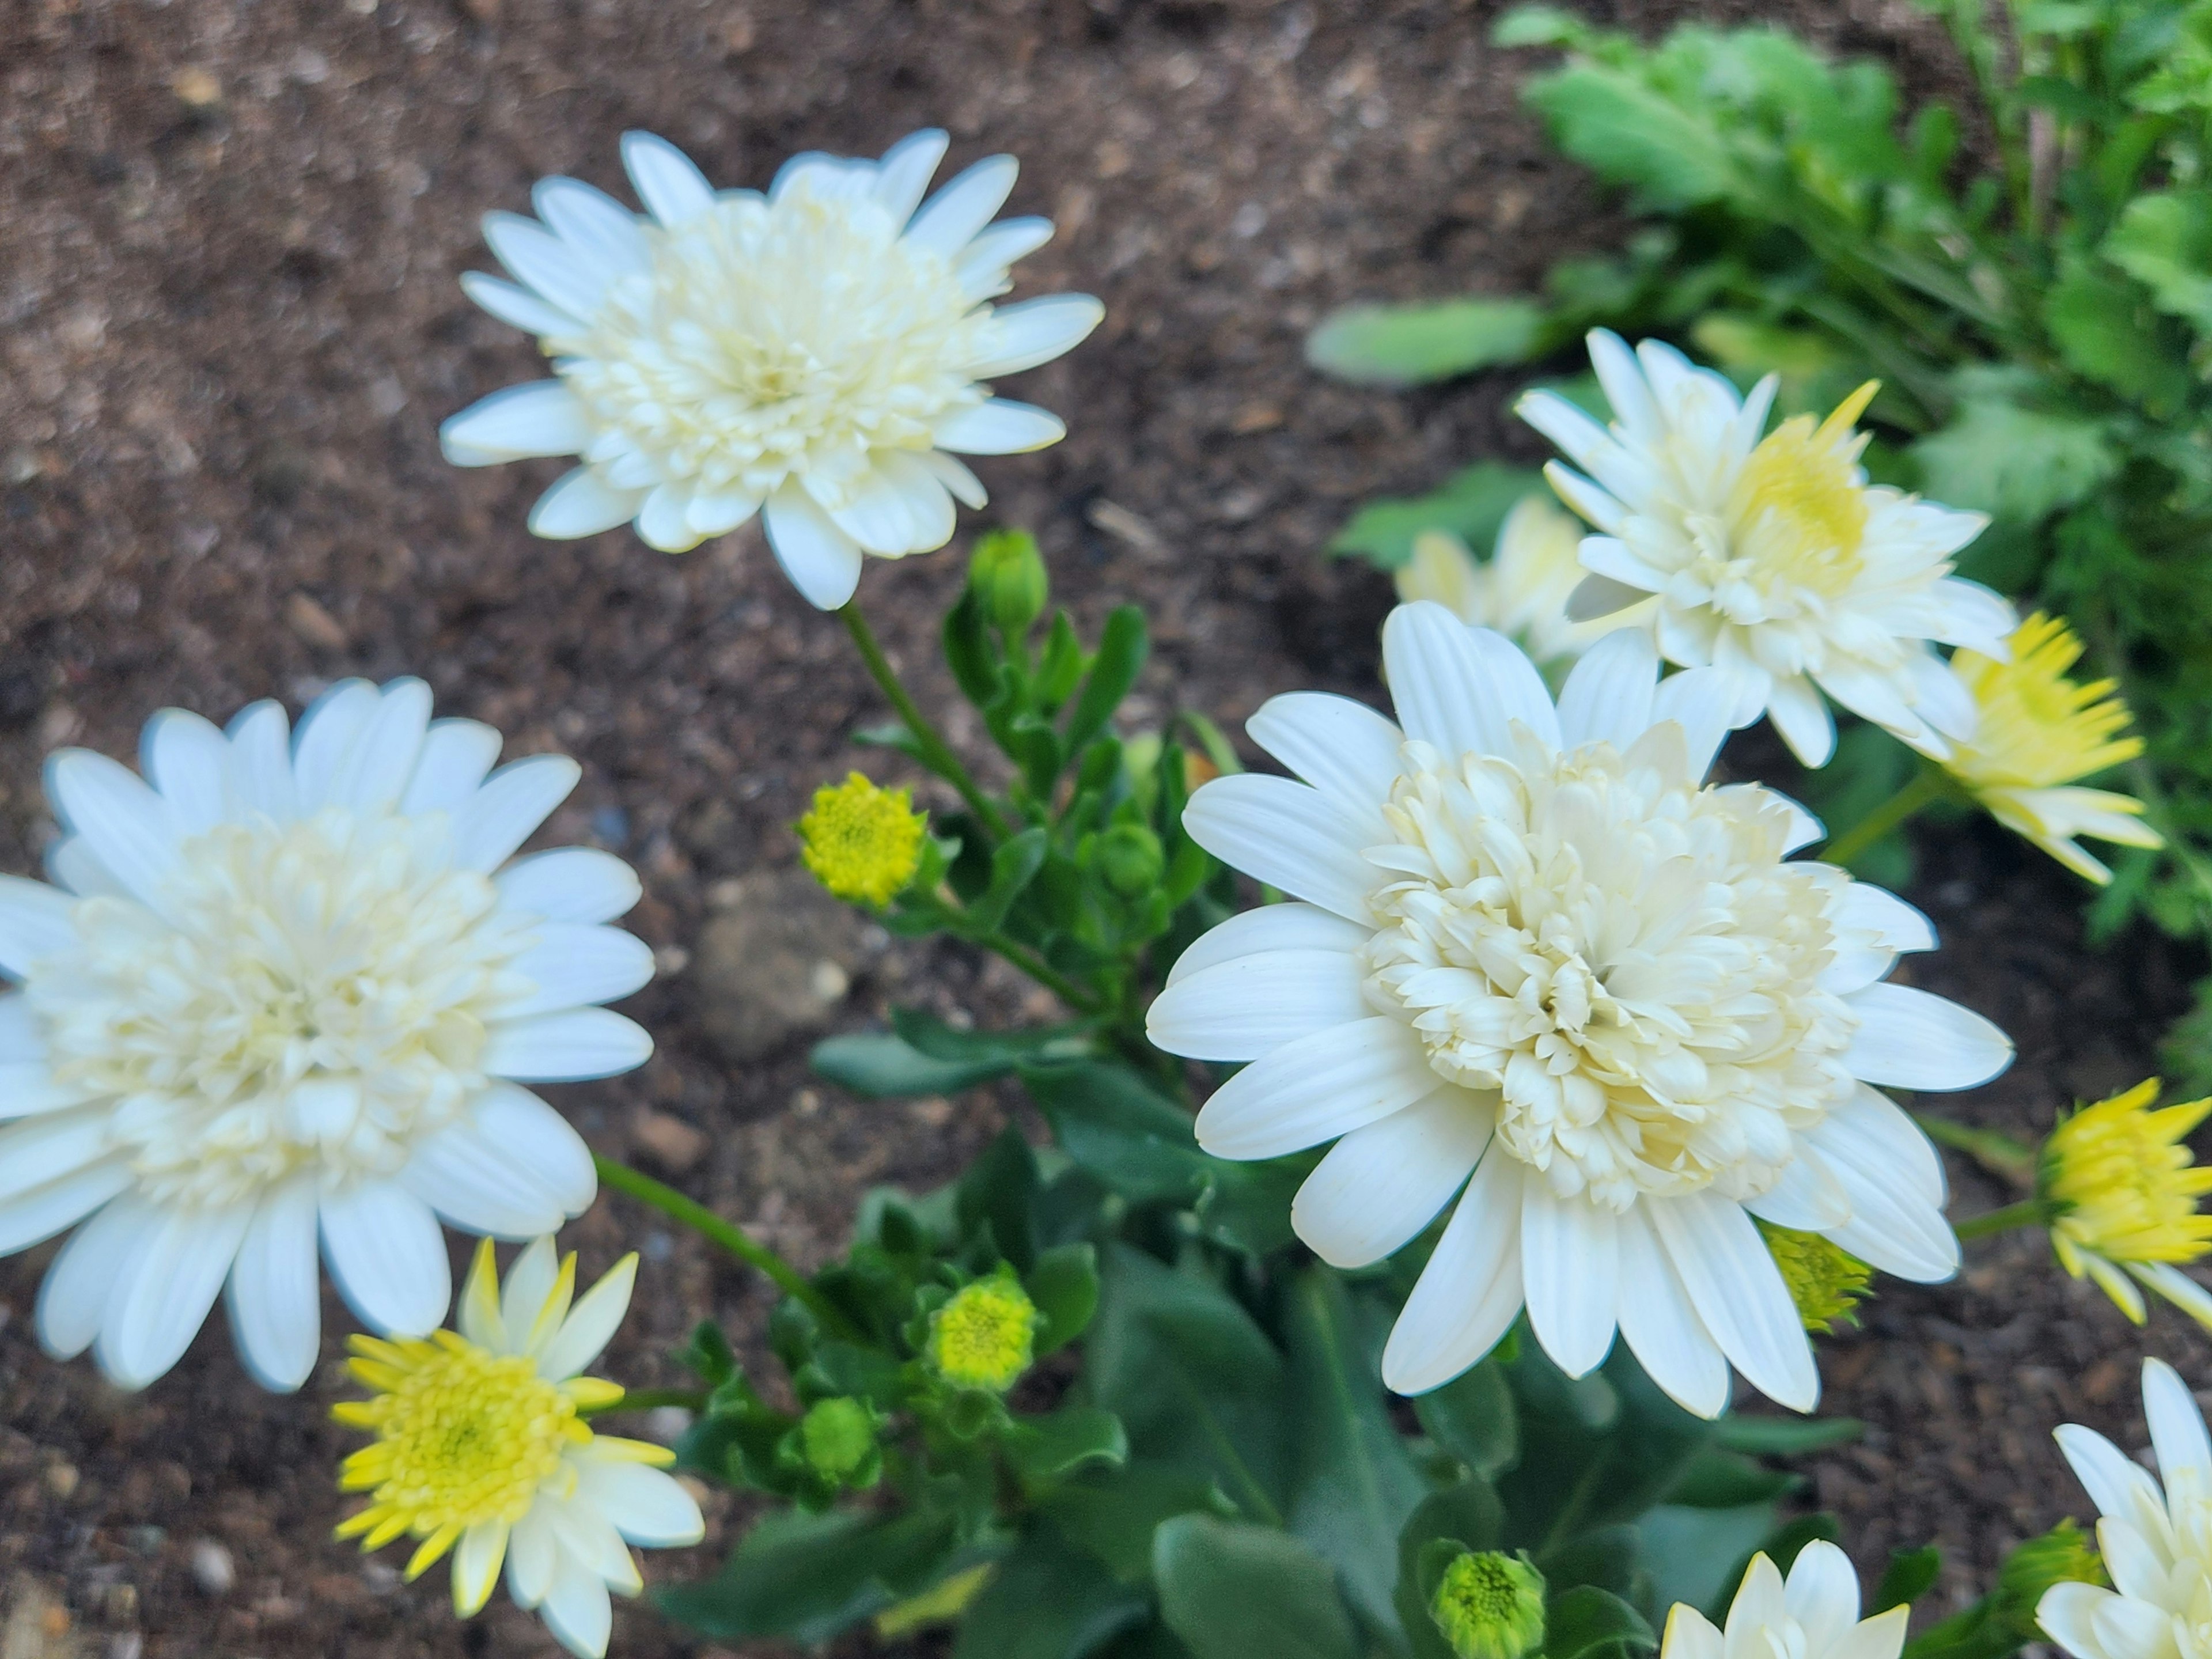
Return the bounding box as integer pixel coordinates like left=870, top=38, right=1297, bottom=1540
left=1662, top=1449, right=1798, bottom=1510
left=1874, top=1546, right=1943, bottom=1613
left=957, top=1123, right=1040, bottom=1270
left=810, top=1031, right=1022, bottom=1099
left=1542, top=1587, right=1656, bottom=1659
left=1306, top=297, right=1548, bottom=387
left=1415, top=1359, right=1520, bottom=1479
left=1911, top=396, right=2116, bottom=526
left=1638, top=1503, right=1790, bottom=1618
left=956, top=1526, right=1150, bottom=1659
left=1029, top=1241, right=1103, bottom=1354
left=1154, top=1514, right=1360, bottom=1659
left=1197, top=1154, right=1312, bottom=1256
left=1042, top=1461, right=1238, bottom=1584
left=1066, top=607, right=1150, bottom=760
left=971, top=827, right=1051, bottom=931
left=1023, top=1061, right=1210, bottom=1209
left=2106, top=191, right=2212, bottom=333
left=1523, top=63, right=1737, bottom=210
left=2044, top=259, right=2193, bottom=411
left=1497, top=1346, right=1713, bottom=1546
left=1710, top=1415, right=1863, bottom=1456
left=1329, top=464, right=1548, bottom=571
left=658, top=1508, right=958, bottom=1643
left=945, top=589, right=1003, bottom=709
left=1284, top=1268, right=1429, bottom=1643
left=1011, top=1407, right=1133, bottom=1497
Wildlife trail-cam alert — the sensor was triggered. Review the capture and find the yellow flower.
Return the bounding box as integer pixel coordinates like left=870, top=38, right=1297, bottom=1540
left=1394, top=496, right=1641, bottom=667
left=1946, top=613, right=2162, bottom=884
left=334, top=1238, right=703, bottom=1658
left=927, top=1272, right=1039, bottom=1392
left=797, top=772, right=927, bottom=906
left=2041, top=1079, right=2212, bottom=1330
left=1756, top=1220, right=1872, bottom=1334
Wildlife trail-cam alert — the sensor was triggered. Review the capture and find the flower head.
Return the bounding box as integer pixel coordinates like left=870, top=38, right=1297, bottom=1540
left=441, top=128, right=1103, bottom=609
left=1395, top=497, right=1643, bottom=668
left=2039, top=1358, right=2212, bottom=1659
left=1758, top=1220, right=1872, bottom=1334
left=2, top=678, right=653, bottom=1391
left=927, top=1271, right=1039, bottom=1392
left=1946, top=613, right=2162, bottom=884
left=336, top=1238, right=704, bottom=1658
left=2041, top=1079, right=2212, bottom=1330
left=798, top=773, right=927, bottom=906
left=1665, top=1545, right=1907, bottom=1659
left=1518, top=332, right=2015, bottom=767
left=1147, top=606, right=2013, bottom=1414
left=1430, top=1550, right=1547, bottom=1659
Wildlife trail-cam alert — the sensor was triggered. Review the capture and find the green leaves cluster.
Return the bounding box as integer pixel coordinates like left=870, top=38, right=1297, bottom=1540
left=1309, top=1, right=2212, bottom=1083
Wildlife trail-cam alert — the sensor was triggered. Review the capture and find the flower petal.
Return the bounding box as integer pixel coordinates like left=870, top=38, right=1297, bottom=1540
left=904, top=154, right=1018, bottom=257
left=1245, top=691, right=1403, bottom=824
left=1783, top=1539, right=1862, bottom=1634
left=1194, top=1016, right=1440, bottom=1161
left=331, top=679, right=434, bottom=814
left=1146, top=949, right=1370, bottom=1062
left=460, top=271, right=584, bottom=338
left=442, top=382, right=594, bottom=467
left=2144, top=1357, right=2212, bottom=1490
left=1162, top=903, right=1372, bottom=988
left=1521, top=1183, right=1619, bottom=1378
left=1649, top=1190, right=1817, bottom=1412
left=530, top=468, right=647, bottom=540
left=452, top=755, right=582, bottom=872
left=320, top=1180, right=452, bottom=1337
left=1381, top=1149, right=1527, bottom=1394
left=1291, top=1088, right=1491, bottom=1268
left=1842, top=983, right=2013, bottom=1092
left=496, top=849, right=642, bottom=925
left=96, top=1200, right=253, bottom=1390
left=400, top=1116, right=570, bottom=1240
left=500, top=924, right=656, bottom=1018
left=1182, top=772, right=1378, bottom=922
left=482, top=1009, right=653, bottom=1082
left=536, top=1253, right=638, bottom=1380
left=539, top=1562, right=615, bottom=1658
left=142, top=709, right=233, bottom=835
left=874, top=127, right=950, bottom=224
left=399, top=718, right=505, bottom=817
left=763, top=482, right=865, bottom=611
left=471, top=1085, right=599, bottom=1216
left=0, top=876, right=79, bottom=979
left=932, top=399, right=1066, bottom=454
left=1766, top=673, right=1836, bottom=768
left=46, top=749, right=180, bottom=910
left=963, top=294, right=1104, bottom=377
left=620, top=131, right=715, bottom=227
left=570, top=1458, right=705, bottom=1547
left=1555, top=628, right=1657, bottom=752
left=0, top=1160, right=130, bottom=1257
left=1615, top=1202, right=1730, bottom=1418
left=35, top=1191, right=153, bottom=1357
left=483, top=211, right=609, bottom=321
left=956, top=217, right=1054, bottom=301
left=225, top=1174, right=321, bottom=1392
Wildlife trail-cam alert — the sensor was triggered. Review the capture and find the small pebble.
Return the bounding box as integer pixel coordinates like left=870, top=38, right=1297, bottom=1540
left=645, top=1406, right=695, bottom=1444
left=43, top=1461, right=78, bottom=1499
left=188, top=1539, right=235, bottom=1596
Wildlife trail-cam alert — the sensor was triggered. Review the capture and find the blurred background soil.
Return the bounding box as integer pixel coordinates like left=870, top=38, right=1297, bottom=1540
left=0, top=0, right=2202, bottom=1654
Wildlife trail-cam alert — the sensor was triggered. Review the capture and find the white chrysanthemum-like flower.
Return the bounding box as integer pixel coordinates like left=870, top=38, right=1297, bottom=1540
left=1147, top=604, right=2013, bottom=1413
left=1665, top=1544, right=1907, bottom=1659
left=1517, top=331, right=2016, bottom=767
left=0, top=679, right=654, bottom=1391
left=441, top=127, right=1103, bottom=609
left=2039, top=1358, right=2212, bottom=1659
left=1394, top=497, right=1644, bottom=668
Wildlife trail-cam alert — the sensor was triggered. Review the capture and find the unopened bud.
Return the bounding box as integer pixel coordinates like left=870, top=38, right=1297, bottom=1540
left=968, top=529, right=1048, bottom=637
left=1430, top=1551, right=1546, bottom=1659
left=1097, top=823, right=1164, bottom=899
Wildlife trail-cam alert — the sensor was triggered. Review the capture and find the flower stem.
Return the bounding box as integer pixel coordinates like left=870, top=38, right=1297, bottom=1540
left=1953, top=1198, right=2053, bottom=1241
left=584, top=1387, right=707, bottom=1417
left=967, top=925, right=1103, bottom=1014
left=840, top=600, right=1011, bottom=842
left=1821, top=768, right=1948, bottom=869
left=1914, top=1112, right=2039, bottom=1189
left=593, top=1155, right=854, bottom=1335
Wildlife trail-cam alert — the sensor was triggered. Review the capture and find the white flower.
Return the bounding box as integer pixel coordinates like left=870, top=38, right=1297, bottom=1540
left=0, top=678, right=655, bottom=1391
left=337, top=1238, right=706, bottom=1659
left=1665, top=1544, right=1907, bottom=1659
left=2039, top=1358, right=2212, bottom=1659
left=1518, top=331, right=2016, bottom=767
left=441, top=127, right=1103, bottom=609
left=1395, top=497, right=1647, bottom=668
left=1146, top=604, right=2013, bottom=1414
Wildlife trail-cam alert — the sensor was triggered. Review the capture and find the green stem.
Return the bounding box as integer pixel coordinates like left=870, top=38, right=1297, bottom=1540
left=582, top=1387, right=707, bottom=1417
left=968, top=926, right=1104, bottom=1014
left=841, top=600, right=1011, bottom=842
left=1821, top=768, right=1949, bottom=868
left=1914, top=1112, right=2039, bottom=1188
left=593, top=1156, right=855, bottom=1335
left=1953, top=1198, right=2054, bottom=1241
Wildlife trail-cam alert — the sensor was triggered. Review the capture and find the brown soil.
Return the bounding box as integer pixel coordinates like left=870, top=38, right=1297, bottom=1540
left=0, top=1, right=2202, bottom=1655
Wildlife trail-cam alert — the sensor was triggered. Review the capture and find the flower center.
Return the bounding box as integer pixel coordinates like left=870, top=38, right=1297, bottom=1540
left=798, top=772, right=927, bottom=906
left=1951, top=613, right=2143, bottom=791
left=341, top=1332, right=586, bottom=1537
left=28, top=809, right=534, bottom=1207
left=927, top=1275, right=1039, bottom=1393
left=551, top=181, right=991, bottom=506
left=1363, top=734, right=1858, bottom=1210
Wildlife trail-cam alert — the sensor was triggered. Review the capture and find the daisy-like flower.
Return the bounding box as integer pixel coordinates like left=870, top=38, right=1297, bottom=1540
left=1146, top=604, right=2013, bottom=1413
left=0, top=678, right=654, bottom=1391
left=440, top=127, right=1103, bottom=609
left=1665, top=1544, right=1907, bottom=1659
left=1518, top=331, right=2015, bottom=767
left=337, top=1237, right=704, bottom=1658
left=797, top=772, right=927, bottom=907
left=2041, top=1080, right=2212, bottom=1331
left=1395, top=497, right=1644, bottom=668
left=2038, top=1357, right=2212, bottom=1659
left=1946, top=612, right=2163, bottom=884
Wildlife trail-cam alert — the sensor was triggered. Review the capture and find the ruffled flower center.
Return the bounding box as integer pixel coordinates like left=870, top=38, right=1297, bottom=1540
left=27, top=809, right=535, bottom=1207
left=1951, top=612, right=2143, bottom=791
left=550, top=181, right=991, bottom=507
left=1362, top=730, right=1858, bottom=1210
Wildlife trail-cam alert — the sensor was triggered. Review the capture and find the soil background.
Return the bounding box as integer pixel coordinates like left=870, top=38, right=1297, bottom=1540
left=0, top=0, right=2204, bottom=1655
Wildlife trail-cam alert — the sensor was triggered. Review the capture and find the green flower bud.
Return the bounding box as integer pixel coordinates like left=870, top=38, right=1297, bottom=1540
left=799, top=1396, right=878, bottom=1481
left=927, top=1271, right=1039, bottom=1393
left=1430, top=1551, right=1546, bottom=1659
left=969, top=529, right=1048, bottom=637
left=1756, top=1219, right=1873, bottom=1333
left=1999, top=1520, right=2105, bottom=1635
left=1097, top=823, right=1165, bottom=899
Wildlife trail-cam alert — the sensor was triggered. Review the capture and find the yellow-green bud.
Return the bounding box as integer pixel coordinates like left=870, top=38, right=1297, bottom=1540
left=969, top=529, right=1048, bottom=637
left=1097, top=823, right=1165, bottom=899
left=797, top=773, right=927, bottom=907
left=1430, top=1551, right=1546, bottom=1659
left=799, top=1396, right=877, bottom=1480
left=927, top=1273, right=1039, bottom=1393
left=1999, top=1520, right=2105, bottom=1634
left=1756, top=1219, right=1873, bottom=1334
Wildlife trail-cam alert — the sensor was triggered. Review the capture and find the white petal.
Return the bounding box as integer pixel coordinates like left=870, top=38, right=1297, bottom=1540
left=1649, top=666, right=1756, bottom=779
left=460, top=271, right=584, bottom=338
left=1766, top=673, right=1837, bottom=768
left=1649, top=1191, right=1817, bottom=1412
left=1382, top=1149, right=1527, bottom=1393
left=290, top=680, right=378, bottom=812
left=452, top=755, right=582, bottom=872
left=331, top=679, right=433, bottom=813
left=1181, top=772, right=1378, bottom=922
left=1146, top=950, right=1369, bottom=1062
left=400, top=718, right=505, bottom=816
left=531, top=468, right=647, bottom=540
left=536, top=1253, right=637, bottom=1379
left=1742, top=1148, right=1851, bottom=1232
left=441, top=382, right=594, bottom=465
left=1381, top=603, right=1527, bottom=762
left=956, top=217, right=1054, bottom=300
left=824, top=467, right=921, bottom=556
left=1809, top=1132, right=1958, bottom=1283
left=1842, top=983, right=2013, bottom=1091
left=0, top=1110, right=115, bottom=1203
left=921, top=449, right=988, bottom=509
left=1833, top=884, right=1936, bottom=953
left=320, top=1180, right=452, bottom=1336
left=2145, top=1358, right=2212, bottom=1490
left=401, top=1117, right=569, bottom=1240
left=0, top=1160, right=130, bottom=1255
left=96, top=1202, right=253, bottom=1389
left=142, top=710, right=233, bottom=835
left=539, top=1564, right=615, bottom=1659
left=508, top=1507, right=559, bottom=1609
left=1193, top=1016, right=1440, bottom=1160
left=225, top=1175, right=321, bottom=1392
left=1566, top=573, right=1656, bottom=622
left=225, top=699, right=296, bottom=820
left=2089, top=1592, right=2179, bottom=1659
left=620, top=131, right=715, bottom=227
left=2054, top=1423, right=2164, bottom=1523
left=452, top=1520, right=510, bottom=1618
left=0, top=876, right=79, bottom=978
left=903, top=154, right=1018, bottom=257
left=497, top=849, right=642, bottom=924
left=501, top=925, right=656, bottom=1018
left=483, top=211, right=609, bottom=321
left=1465, top=627, right=1563, bottom=749
left=1662, top=1608, right=1726, bottom=1659
left=1162, top=903, right=1373, bottom=988
left=1554, top=628, right=1657, bottom=752
left=1615, top=1203, right=1730, bottom=1418
left=874, top=127, right=950, bottom=223
left=1770, top=791, right=1824, bottom=853
left=0, top=996, right=39, bottom=1060
left=873, top=449, right=957, bottom=551
left=0, top=1063, right=90, bottom=1122
left=1521, top=1184, right=1619, bottom=1378
left=482, top=1009, right=653, bottom=1082
left=532, top=177, right=649, bottom=281
left=637, top=483, right=706, bottom=553
left=46, top=836, right=127, bottom=899
left=932, top=398, right=1066, bottom=454
left=964, top=294, right=1104, bottom=377
left=35, top=1191, right=153, bottom=1356
left=1785, top=1539, right=1863, bottom=1635
left=1291, top=1089, right=1490, bottom=1268
left=763, top=482, right=865, bottom=610
left=46, top=749, right=179, bottom=908
left=571, top=1458, right=705, bottom=1547
left=472, top=1085, right=599, bottom=1215
left=1245, top=692, right=1404, bottom=824
left=685, top=486, right=764, bottom=539
left=2037, top=1582, right=2121, bottom=1659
